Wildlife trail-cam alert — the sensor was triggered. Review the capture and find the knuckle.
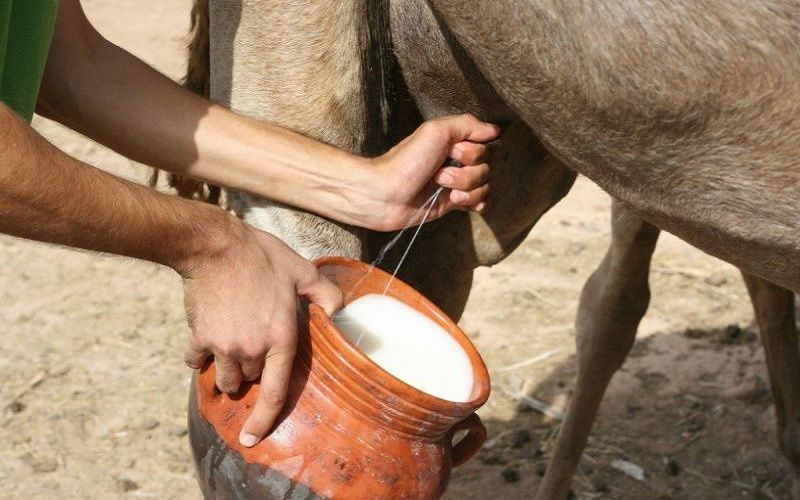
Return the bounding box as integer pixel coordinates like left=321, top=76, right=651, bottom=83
left=215, top=342, right=236, bottom=357
left=259, top=387, right=287, bottom=407
left=478, top=164, right=490, bottom=183
left=241, top=344, right=266, bottom=360
left=422, top=120, right=445, bottom=137
left=297, top=265, right=321, bottom=289
left=269, top=337, right=297, bottom=355
left=305, top=267, right=322, bottom=285
left=469, top=145, right=488, bottom=162
left=453, top=176, right=471, bottom=190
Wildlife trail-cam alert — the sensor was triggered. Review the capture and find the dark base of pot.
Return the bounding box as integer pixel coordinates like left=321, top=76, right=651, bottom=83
left=188, top=381, right=323, bottom=500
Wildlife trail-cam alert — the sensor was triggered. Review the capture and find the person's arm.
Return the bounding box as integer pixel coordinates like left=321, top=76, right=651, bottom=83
left=0, top=102, right=340, bottom=445
left=38, top=0, right=498, bottom=231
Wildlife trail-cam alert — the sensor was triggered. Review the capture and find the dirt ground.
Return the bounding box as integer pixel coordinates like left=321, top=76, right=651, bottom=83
left=0, top=1, right=794, bottom=499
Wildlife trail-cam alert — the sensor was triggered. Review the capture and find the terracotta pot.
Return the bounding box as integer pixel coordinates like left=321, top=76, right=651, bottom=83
left=188, top=256, right=491, bottom=499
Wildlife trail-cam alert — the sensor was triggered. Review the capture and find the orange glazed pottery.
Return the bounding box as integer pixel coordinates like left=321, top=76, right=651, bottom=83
left=188, top=256, right=491, bottom=499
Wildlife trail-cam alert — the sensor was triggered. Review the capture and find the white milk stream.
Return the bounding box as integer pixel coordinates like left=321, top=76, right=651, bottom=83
left=333, top=294, right=474, bottom=402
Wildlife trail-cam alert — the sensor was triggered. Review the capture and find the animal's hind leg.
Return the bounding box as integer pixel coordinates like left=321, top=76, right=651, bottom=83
left=536, top=202, right=660, bottom=500
left=741, top=274, right=800, bottom=498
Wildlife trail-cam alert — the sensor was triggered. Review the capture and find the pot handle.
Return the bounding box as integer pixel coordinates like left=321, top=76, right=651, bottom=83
left=450, top=413, right=486, bottom=467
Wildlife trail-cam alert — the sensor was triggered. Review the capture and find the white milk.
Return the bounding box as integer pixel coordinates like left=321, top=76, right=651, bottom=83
left=332, top=294, right=474, bottom=402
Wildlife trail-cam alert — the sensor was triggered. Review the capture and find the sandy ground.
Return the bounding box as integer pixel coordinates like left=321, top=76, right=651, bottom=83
left=0, top=2, right=794, bottom=499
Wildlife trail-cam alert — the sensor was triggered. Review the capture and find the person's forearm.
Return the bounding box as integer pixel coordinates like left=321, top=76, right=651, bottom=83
left=37, top=1, right=371, bottom=224
left=0, top=103, right=236, bottom=272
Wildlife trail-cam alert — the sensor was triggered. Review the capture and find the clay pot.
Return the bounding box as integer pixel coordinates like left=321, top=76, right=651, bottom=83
left=188, top=256, right=491, bottom=499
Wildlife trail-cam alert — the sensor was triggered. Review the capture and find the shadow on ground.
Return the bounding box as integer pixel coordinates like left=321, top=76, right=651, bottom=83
left=446, top=321, right=795, bottom=500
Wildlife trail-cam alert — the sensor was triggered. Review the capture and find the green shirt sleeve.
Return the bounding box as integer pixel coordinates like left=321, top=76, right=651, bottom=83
left=0, top=0, right=58, bottom=122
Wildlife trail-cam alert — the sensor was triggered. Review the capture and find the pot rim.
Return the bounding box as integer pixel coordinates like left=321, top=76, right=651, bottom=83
left=312, top=256, right=491, bottom=412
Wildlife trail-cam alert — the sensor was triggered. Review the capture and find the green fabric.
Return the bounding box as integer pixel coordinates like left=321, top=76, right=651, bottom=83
left=0, top=0, right=57, bottom=122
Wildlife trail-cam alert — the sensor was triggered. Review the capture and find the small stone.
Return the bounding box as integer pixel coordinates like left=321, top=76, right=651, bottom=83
left=716, top=324, right=756, bottom=345
left=8, top=401, right=25, bottom=413
left=121, top=329, right=141, bottom=341
left=139, top=418, right=159, bottom=431
left=509, top=429, right=532, bottom=449
left=569, top=242, right=585, bottom=253
left=21, top=453, right=58, bottom=473
left=579, top=463, right=594, bottom=476
left=664, top=457, right=681, bottom=476
left=501, top=467, right=520, bottom=483
left=535, top=462, right=547, bottom=477
left=106, top=416, right=129, bottom=434
left=31, top=458, right=58, bottom=473
left=626, top=403, right=642, bottom=415
left=479, top=449, right=508, bottom=466
left=117, top=477, right=139, bottom=492
left=49, top=365, right=71, bottom=377
left=611, top=459, right=646, bottom=481
left=722, top=324, right=742, bottom=344
left=169, top=426, right=188, bottom=438
left=683, top=328, right=705, bottom=339
left=704, top=272, right=728, bottom=287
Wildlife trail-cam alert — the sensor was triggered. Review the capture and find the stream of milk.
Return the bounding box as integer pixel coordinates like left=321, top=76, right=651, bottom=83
left=330, top=186, right=476, bottom=402
left=341, top=187, right=444, bottom=304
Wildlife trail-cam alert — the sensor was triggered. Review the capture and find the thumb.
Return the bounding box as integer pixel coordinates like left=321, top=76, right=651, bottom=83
left=297, top=271, right=343, bottom=316
left=436, top=114, right=500, bottom=143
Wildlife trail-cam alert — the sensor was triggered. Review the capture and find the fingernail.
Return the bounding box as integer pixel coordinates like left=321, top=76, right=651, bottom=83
left=474, top=201, right=487, bottom=213
left=451, top=147, right=464, bottom=162
left=437, top=171, right=454, bottom=187
left=239, top=432, right=259, bottom=447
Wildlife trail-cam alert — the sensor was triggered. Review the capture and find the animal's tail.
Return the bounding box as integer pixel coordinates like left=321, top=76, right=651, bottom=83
left=149, top=0, right=222, bottom=205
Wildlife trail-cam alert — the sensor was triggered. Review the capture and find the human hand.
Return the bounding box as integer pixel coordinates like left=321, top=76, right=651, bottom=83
left=347, top=114, right=499, bottom=231
left=178, top=219, right=341, bottom=447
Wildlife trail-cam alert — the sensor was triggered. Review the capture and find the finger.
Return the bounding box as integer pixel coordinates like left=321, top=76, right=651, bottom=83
left=239, top=328, right=298, bottom=447
left=423, top=189, right=464, bottom=221
left=450, top=184, right=490, bottom=208
left=184, top=341, right=211, bottom=369
left=296, top=269, right=343, bottom=316
left=240, top=358, right=264, bottom=382
left=432, top=113, right=500, bottom=143
left=449, top=141, right=487, bottom=165
left=435, top=163, right=490, bottom=191
left=214, top=355, right=244, bottom=394
left=445, top=200, right=490, bottom=214
left=469, top=200, right=489, bottom=214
